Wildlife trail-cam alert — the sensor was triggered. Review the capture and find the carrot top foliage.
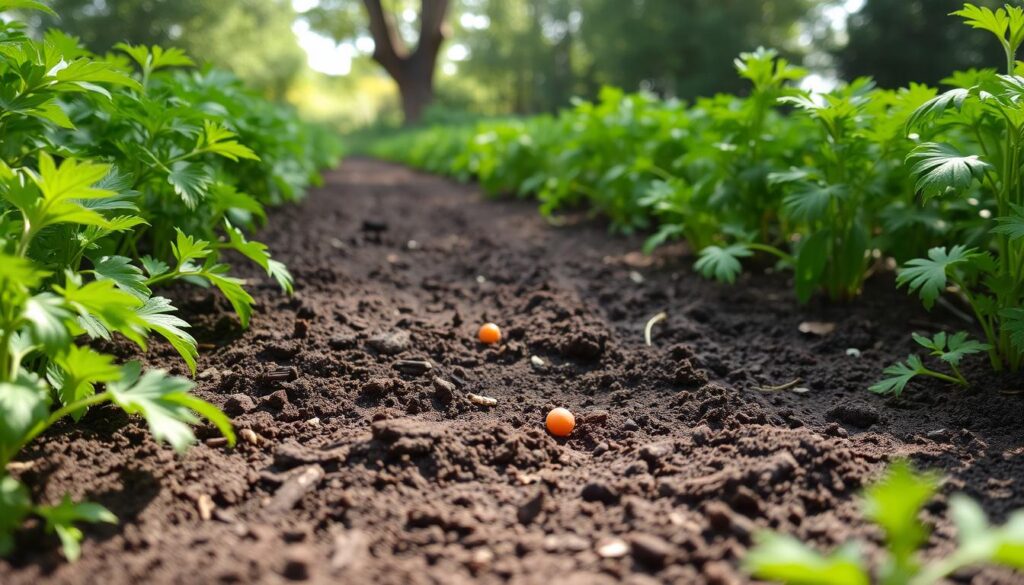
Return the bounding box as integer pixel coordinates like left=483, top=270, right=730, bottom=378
left=0, top=0, right=339, bottom=560
left=372, top=3, right=1023, bottom=394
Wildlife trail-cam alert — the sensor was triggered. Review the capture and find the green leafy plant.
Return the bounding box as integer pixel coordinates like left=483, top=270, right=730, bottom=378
left=870, top=331, right=991, bottom=396
left=892, top=2, right=1024, bottom=375
left=0, top=1, right=338, bottom=560
left=746, top=461, right=1024, bottom=585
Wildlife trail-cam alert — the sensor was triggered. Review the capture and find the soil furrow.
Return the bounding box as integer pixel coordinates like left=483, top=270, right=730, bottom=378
left=2, top=158, right=1023, bottom=584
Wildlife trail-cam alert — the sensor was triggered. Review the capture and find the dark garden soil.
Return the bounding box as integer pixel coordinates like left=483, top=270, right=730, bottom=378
left=3, top=158, right=1024, bottom=584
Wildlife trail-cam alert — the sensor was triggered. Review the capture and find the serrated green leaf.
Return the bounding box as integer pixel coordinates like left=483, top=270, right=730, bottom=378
left=170, top=229, right=212, bottom=269
left=91, top=255, right=150, bottom=299
left=940, top=331, right=991, bottom=366
left=114, top=43, right=195, bottom=72
left=205, top=268, right=253, bottom=328
left=869, top=355, right=926, bottom=397
left=135, top=297, right=197, bottom=375
left=56, top=277, right=147, bottom=347
left=783, top=184, right=845, bottom=223
left=907, top=143, right=989, bottom=200
left=52, top=345, right=121, bottom=418
left=953, top=3, right=1024, bottom=53
left=167, top=161, right=212, bottom=209
left=223, top=221, right=292, bottom=294
left=897, top=245, right=978, bottom=310
left=906, top=88, right=970, bottom=130
left=140, top=255, right=170, bottom=278
left=694, top=244, right=752, bottom=284
left=53, top=59, right=140, bottom=91
left=200, top=121, right=259, bottom=162
left=108, top=364, right=232, bottom=453
left=34, top=153, right=115, bottom=202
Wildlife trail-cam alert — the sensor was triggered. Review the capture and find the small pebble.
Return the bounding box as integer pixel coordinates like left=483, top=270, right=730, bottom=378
left=596, top=537, right=629, bottom=559
left=196, top=494, right=215, bottom=521
left=240, top=428, right=261, bottom=446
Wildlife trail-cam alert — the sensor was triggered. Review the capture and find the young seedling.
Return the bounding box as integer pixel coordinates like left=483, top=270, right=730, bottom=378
left=746, top=461, right=1024, bottom=585
left=872, top=331, right=991, bottom=396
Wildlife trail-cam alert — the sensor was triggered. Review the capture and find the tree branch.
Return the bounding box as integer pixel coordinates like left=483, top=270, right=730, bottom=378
left=412, top=0, right=449, bottom=66
left=362, top=0, right=407, bottom=79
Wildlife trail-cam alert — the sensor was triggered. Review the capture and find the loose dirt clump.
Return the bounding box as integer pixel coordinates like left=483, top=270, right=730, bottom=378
left=2, top=158, right=1024, bottom=584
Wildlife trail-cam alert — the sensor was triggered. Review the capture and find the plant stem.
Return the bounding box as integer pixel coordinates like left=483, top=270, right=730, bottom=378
left=921, top=367, right=968, bottom=387
left=745, top=243, right=795, bottom=265
left=19, top=392, right=112, bottom=450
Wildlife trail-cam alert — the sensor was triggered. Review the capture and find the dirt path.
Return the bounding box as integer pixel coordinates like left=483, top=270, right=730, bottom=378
left=3, top=158, right=1024, bottom=584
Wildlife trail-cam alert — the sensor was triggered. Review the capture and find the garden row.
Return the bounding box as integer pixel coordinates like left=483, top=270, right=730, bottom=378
left=371, top=4, right=1024, bottom=397
left=0, top=1, right=340, bottom=559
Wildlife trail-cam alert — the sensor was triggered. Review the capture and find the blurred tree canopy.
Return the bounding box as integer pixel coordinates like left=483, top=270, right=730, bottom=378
left=20, top=0, right=1019, bottom=126
left=455, top=0, right=815, bottom=115
left=836, top=0, right=1004, bottom=88
left=36, top=0, right=306, bottom=97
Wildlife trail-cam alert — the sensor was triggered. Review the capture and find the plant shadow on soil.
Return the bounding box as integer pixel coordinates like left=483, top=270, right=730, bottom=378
left=2, top=157, right=1024, bottom=584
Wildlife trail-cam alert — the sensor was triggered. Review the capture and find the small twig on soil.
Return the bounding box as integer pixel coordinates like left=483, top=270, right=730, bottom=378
left=644, top=311, right=667, bottom=347
left=755, top=378, right=803, bottom=393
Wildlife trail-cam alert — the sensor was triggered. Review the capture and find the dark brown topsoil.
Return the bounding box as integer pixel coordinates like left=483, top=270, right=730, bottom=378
left=2, top=158, right=1024, bottom=585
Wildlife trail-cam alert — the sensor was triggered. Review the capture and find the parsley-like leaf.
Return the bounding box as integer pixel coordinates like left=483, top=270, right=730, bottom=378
left=869, top=354, right=926, bottom=397
left=108, top=362, right=234, bottom=453
left=135, top=297, right=198, bottom=375
left=694, top=244, right=752, bottom=284
left=896, top=245, right=978, bottom=309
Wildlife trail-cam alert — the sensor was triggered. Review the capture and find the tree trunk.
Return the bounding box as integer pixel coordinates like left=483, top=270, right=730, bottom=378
left=397, top=71, right=434, bottom=124
left=362, top=0, right=449, bottom=125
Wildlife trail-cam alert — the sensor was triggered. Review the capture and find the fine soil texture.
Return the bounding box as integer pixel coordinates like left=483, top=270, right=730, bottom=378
left=3, top=158, right=1024, bottom=585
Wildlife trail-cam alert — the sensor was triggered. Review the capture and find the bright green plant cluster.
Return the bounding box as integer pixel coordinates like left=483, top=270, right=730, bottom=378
left=0, top=1, right=339, bottom=560
left=372, top=4, right=1024, bottom=390
left=746, top=461, right=1024, bottom=585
